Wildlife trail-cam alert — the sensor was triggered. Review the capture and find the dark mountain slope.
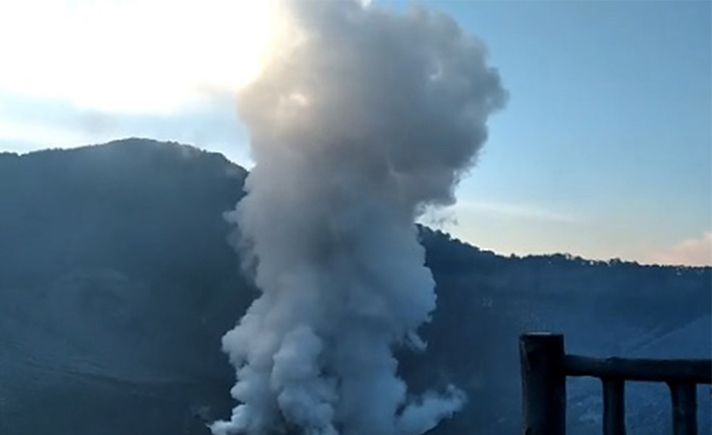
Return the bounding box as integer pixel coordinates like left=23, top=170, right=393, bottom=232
left=0, top=139, right=253, bottom=434
left=0, top=138, right=246, bottom=288
left=0, top=139, right=708, bottom=435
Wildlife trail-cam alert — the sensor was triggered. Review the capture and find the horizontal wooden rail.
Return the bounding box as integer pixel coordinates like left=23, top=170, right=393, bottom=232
left=564, top=355, right=712, bottom=384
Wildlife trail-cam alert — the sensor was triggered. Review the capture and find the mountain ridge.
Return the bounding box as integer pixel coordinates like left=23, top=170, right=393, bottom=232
left=2, top=137, right=707, bottom=270
left=0, top=138, right=708, bottom=435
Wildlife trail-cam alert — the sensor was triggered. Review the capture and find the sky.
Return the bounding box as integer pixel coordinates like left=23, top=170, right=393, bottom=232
left=0, top=0, right=710, bottom=266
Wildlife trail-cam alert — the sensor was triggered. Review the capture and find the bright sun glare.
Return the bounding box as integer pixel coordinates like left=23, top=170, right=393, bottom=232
left=0, top=0, right=277, bottom=114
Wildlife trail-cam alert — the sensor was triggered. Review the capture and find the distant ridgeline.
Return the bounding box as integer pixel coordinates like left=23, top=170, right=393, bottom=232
left=0, top=138, right=709, bottom=435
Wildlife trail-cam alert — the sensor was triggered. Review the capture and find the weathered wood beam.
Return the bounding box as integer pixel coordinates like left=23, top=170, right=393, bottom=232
left=520, top=333, right=566, bottom=435
left=602, top=378, right=626, bottom=435
left=669, top=382, right=697, bottom=435
left=564, top=355, right=712, bottom=384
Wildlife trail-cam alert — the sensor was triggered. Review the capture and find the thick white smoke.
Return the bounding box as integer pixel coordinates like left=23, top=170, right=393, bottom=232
left=212, top=1, right=505, bottom=434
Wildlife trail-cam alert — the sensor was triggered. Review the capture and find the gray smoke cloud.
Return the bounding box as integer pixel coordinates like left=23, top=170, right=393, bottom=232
left=212, top=1, right=505, bottom=434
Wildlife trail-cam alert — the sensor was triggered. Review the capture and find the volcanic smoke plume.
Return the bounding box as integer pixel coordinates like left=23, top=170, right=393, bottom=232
left=212, top=1, right=506, bottom=434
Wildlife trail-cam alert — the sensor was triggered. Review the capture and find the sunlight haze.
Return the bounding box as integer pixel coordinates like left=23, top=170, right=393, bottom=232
left=0, top=0, right=276, bottom=113
left=0, top=0, right=710, bottom=266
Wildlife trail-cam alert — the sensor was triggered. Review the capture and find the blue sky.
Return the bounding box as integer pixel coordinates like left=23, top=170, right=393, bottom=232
left=0, top=0, right=709, bottom=265
left=419, top=0, right=712, bottom=265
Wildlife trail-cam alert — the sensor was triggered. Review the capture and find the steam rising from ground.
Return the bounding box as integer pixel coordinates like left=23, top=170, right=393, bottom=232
left=212, top=1, right=505, bottom=434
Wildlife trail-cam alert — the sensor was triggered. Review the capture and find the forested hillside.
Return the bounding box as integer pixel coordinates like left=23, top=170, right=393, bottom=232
left=0, top=139, right=708, bottom=435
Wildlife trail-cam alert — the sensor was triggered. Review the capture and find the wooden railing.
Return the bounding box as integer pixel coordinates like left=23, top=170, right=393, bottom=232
left=519, top=333, right=712, bottom=435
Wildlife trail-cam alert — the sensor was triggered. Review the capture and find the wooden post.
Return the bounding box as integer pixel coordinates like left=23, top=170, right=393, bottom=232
left=520, top=333, right=566, bottom=435
left=602, top=378, right=626, bottom=435
left=669, top=382, right=697, bottom=435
